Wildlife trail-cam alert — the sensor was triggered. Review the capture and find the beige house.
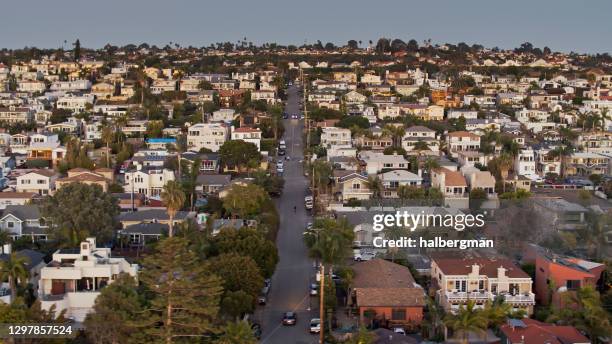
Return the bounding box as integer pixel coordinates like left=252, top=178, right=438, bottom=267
left=91, top=82, right=115, bottom=99
left=431, top=257, right=535, bottom=315
left=431, top=168, right=468, bottom=208
left=338, top=173, right=372, bottom=201
left=56, top=168, right=114, bottom=192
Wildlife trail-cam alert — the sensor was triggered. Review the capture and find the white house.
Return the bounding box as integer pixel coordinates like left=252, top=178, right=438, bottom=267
left=231, top=126, right=262, bottom=151
left=123, top=167, right=176, bottom=199
left=378, top=170, right=423, bottom=198
left=56, top=94, right=95, bottom=113
left=514, top=148, right=537, bottom=177
left=39, top=238, right=138, bottom=322
left=49, top=80, right=92, bottom=92
left=320, top=127, right=352, bottom=148
left=402, top=126, right=439, bottom=154
left=446, top=131, right=481, bottom=158
left=358, top=151, right=409, bottom=175
left=16, top=170, right=58, bottom=195
left=187, top=122, right=230, bottom=152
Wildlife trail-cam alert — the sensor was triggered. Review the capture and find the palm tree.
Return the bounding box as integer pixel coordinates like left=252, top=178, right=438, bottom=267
left=101, top=126, right=114, bottom=168
left=547, top=145, right=574, bottom=178
left=383, top=124, right=405, bottom=149
left=443, top=300, right=488, bottom=344
left=382, top=226, right=409, bottom=262
left=215, top=320, right=257, bottom=344
left=0, top=252, right=29, bottom=302
left=0, top=230, right=10, bottom=246
left=424, top=298, right=445, bottom=340
left=161, top=181, right=186, bottom=237
left=600, top=108, right=610, bottom=131
left=413, top=140, right=430, bottom=156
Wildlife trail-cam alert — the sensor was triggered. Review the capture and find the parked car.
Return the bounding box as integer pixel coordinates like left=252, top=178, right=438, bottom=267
left=309, top=283, right=318, bottom=296
left=353, top=250, right=376, bottom=262
left=392, top=327, right=406, bottom=336
left=304, top=195, right=313, bottom=209
left=251, top=323, right=262, bottom=339
left=282, top=312, right=297, bottom=325
left=309, top=318, right=321, bottom=334
left=278, top=149, right=286, bottom=156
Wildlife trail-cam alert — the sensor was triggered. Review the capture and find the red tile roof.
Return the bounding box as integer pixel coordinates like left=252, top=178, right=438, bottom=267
left=433, top=257, right=530, bottom=278
left=499, top=319, right=590, bottom=344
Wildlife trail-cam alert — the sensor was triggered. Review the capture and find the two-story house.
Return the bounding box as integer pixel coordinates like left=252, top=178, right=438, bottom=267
left=431, top=168, right=469, bottom=208
left=0, top=205, right=48, bottom=240
left=446, top=131, right=481, bottom=158
left=231, top=127, right=262, bottom=151
left=431, top=257, right=535, bottom=315
left=359, top=151, right=410, bottom=175
left=39, top=238, right=138, bottom=322
left=16, top=170, right=58, bottom=195
left=320, top=127, right=352, bottom=148
left=378, top=170, right=423, bottom=198
left=402, top=126, right=439, bottom=154
left=123, top=167, right=176, bottom=199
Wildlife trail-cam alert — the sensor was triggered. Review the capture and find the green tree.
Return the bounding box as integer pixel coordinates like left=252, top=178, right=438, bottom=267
left=220, top=291, right=253, bottom=320
left=73, top=39, right=81, bottom=61
left=366, top=176, right=383, bottom=209
left=208, top=253, right=264, bottom=303
left=312, top=160, right=333, bottom=195
left=41, top=183, right=119, bottom=246
left=219, top=140, right=261, bottom=171
left=0, top=253, right=28, bottom=301
left=84, top=274, right=147, bottom=344
left=469, top=188, right=488, bottom=210
left=101, top=125, right=115, bottom=168
left=161, top=180, right=186, bottom=237
left=443, top=300, right=488, bottom=344
left=222, top=183, right=267, bottom=219
left=215, top=320, right=257, bottom=344
left=212, top=228, right=278, bottom=278
left=139, top=237, right=223, bottom=343
left=548, top=286, right=611, bottom=342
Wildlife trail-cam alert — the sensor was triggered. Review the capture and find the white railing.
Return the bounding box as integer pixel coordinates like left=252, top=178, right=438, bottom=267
left=498, top=292, right=535, bottom=304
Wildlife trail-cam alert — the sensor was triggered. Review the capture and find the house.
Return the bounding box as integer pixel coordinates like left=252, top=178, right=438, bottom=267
left=462, top=168, right=499, bottom=208
left=39, top=238, right=138, bottom=322
left=338, top=173, right=372, bottom=201
left=150, top=79, right=177, bottom=94
left=181, top=152, right=220, bottom=173
left=187, top=122, right=230, bottom=152
left=320, top=127, right=352, bottom=148
left=499, top=318, right=590, bottom=344
left=251, top=90, right=277, bottom=104
left=117, top=209, right=192, bottom=228
left=231, top=126, right=262, bottom=151
left=218, top=89, right=246, bottom=107
left=210, top=108, right=236, bottom=123
left=91, top=82, right=115, bottom=99
left=535, top=252, right=605, bottom=308
left=402, top=126, right=439, bottom=154
left=118, top=223, right=168, bottom=247
left=448, top=109, right=478, bottom=120
left=0, top=205, right=48, bottom=240
left=514, top=148, right=537, bottom=177
left=532, top=198, right=588, bottom=231
left=350, top=259, right=425, bottom=330
left=353, top=133, right=393, bottom=151
left=0, top=106, right=34, bottom=123
left=564, top=152, right=610, bottom=176
left=457, top=151, right=488, bottom=168
left=49, top=80, right=91, bottom=92
left=195, top=174, right=232, bottom=194
left=123, top=167, right=176, bottom=199
left=343, top=90, right=368, bottom=104
left=16, top=170, right=58, bottom=195
left=359, top=151, right=409, bottom=175
left=56, top=94, right=95, bottom=112
left=0, top=192, right=38, bottom=210
left=378, top=170, right=423, bottom=198
left=446, top=131, right=481, bottom=158
left=431, top=257, right=535, bottom=315
left=56, top=168, right=113, bottom=192
left=431, top=168, right=468, bottom=208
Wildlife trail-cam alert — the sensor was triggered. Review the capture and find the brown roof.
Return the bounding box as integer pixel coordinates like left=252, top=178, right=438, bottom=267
left=355, top=288, right=424, bottom=307
left=433, top=258, right=530, bottom=278
left=57, top=173, right=108, bottom=183
left=447, top=131, right=479, bottom=139
left=0, top=192, right=37, bottom=199
left=499, top=319, right=589, bottom=344
left=433, top=168, right=467, bottom=186
left=353, top=259, right=417, bottom=288
left=28, top=169, right=56, bottom=177
left=94, top=168, right=113, bottom=172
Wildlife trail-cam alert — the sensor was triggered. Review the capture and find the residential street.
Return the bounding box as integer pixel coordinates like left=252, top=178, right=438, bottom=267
left=259, top=85, right=319, bottom=344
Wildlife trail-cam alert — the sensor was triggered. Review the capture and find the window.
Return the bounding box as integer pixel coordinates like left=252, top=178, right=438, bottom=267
left=478, top=280, right=484, bottom=290
left=7, top=222, right=14, bottom=228
left=391, top=309, right=406, bottom=321
left=566, top=280, right=581, bottom=290
left=352, top=183, right=360, bottom=189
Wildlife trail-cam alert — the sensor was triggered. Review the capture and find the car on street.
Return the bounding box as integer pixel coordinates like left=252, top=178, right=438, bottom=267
left=304, top=195, right=313, bottom=209
left=353, top=249, right=376, bottom=262
left=309, top=318, right=321, bottom=334
left=309, top=283, right=318, bottom=296
left=279, top=140, right=287, bottom=150
left=276, top=166, right=284, bottom=174
left=292, top=114, right=299, bottom=119
left=278, top=149, right=285, bottom=156
left=282, top=312, right=297, bottom=325
left=251, top=323, right=262, bottom=339
left=392, top=327, right=406, bottom=336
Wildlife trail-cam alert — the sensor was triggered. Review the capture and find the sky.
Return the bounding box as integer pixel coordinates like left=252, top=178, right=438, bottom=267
left=1, top=0, right=611, bottom=53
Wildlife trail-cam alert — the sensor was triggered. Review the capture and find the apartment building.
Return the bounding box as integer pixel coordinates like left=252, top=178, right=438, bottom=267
left=565, top=152, right=610, bottom=176
left=0, top=106, right=34, bottom=124
left=39, top=238, right=138, bottom=322
left=431, top=257, right=535, bottom=314
left=187, top=122, right=230, bottom=152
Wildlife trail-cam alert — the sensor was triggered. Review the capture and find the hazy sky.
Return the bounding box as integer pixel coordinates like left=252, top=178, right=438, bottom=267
left=1, top=0, right=610, bottom=53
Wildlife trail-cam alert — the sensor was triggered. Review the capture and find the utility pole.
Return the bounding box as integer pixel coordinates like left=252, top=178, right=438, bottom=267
left=301, top=68, right=310, bottom=161
left=319, top=263, right=325, bottom=344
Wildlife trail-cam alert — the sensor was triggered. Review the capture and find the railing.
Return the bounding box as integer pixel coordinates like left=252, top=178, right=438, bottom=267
left=445, top=291, right=491, bottom=300
left=500, top=292, right=535, bottom=304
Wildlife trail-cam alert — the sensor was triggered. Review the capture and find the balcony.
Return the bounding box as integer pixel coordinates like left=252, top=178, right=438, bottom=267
left=445, top=290, right=491, bottom=302
left=497, top=292, right=535, bottom=304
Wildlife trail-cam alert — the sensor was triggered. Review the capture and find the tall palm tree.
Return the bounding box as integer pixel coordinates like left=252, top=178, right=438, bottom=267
left=0, top=252, right=29, bottom=302
left=600, top=108, right=610, bottom=131
left=383, top=124, right=406, bottom=149
left=443, top=300, right=487, bottom=344
left=413, top=140, right=431, bottom=156
left=101, top=126, right=114, bottom=168
left=547, top=145, right=574, bottom=178
left=161, top=181, right=186, bottom=237
left=424, top=298, right=445, bottom=340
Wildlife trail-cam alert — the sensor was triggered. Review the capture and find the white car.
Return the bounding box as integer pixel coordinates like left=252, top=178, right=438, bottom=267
left=277, top=167, right=284, bottom=174
left=353, top=250, right=376, bottom=262
left=309, top=318, right=321, bottom=334
left=392, top=327, right=406, bottom=335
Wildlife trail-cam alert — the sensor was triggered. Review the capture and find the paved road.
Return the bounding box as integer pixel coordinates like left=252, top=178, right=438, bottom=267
left=259, top=86, right=319, bottom=344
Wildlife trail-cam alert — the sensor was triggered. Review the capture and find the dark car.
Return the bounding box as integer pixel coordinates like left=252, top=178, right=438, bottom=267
left=282, top=312, right=297, bottom=325
left=278, top=149, right=286, bottom=156
left=283, top=113, right=289, bottom=119
left=251, top=323, right=262, bottom=339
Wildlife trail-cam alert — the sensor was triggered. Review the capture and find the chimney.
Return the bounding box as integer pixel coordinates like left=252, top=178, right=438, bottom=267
left=498, top=266, right=507, bottom=279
